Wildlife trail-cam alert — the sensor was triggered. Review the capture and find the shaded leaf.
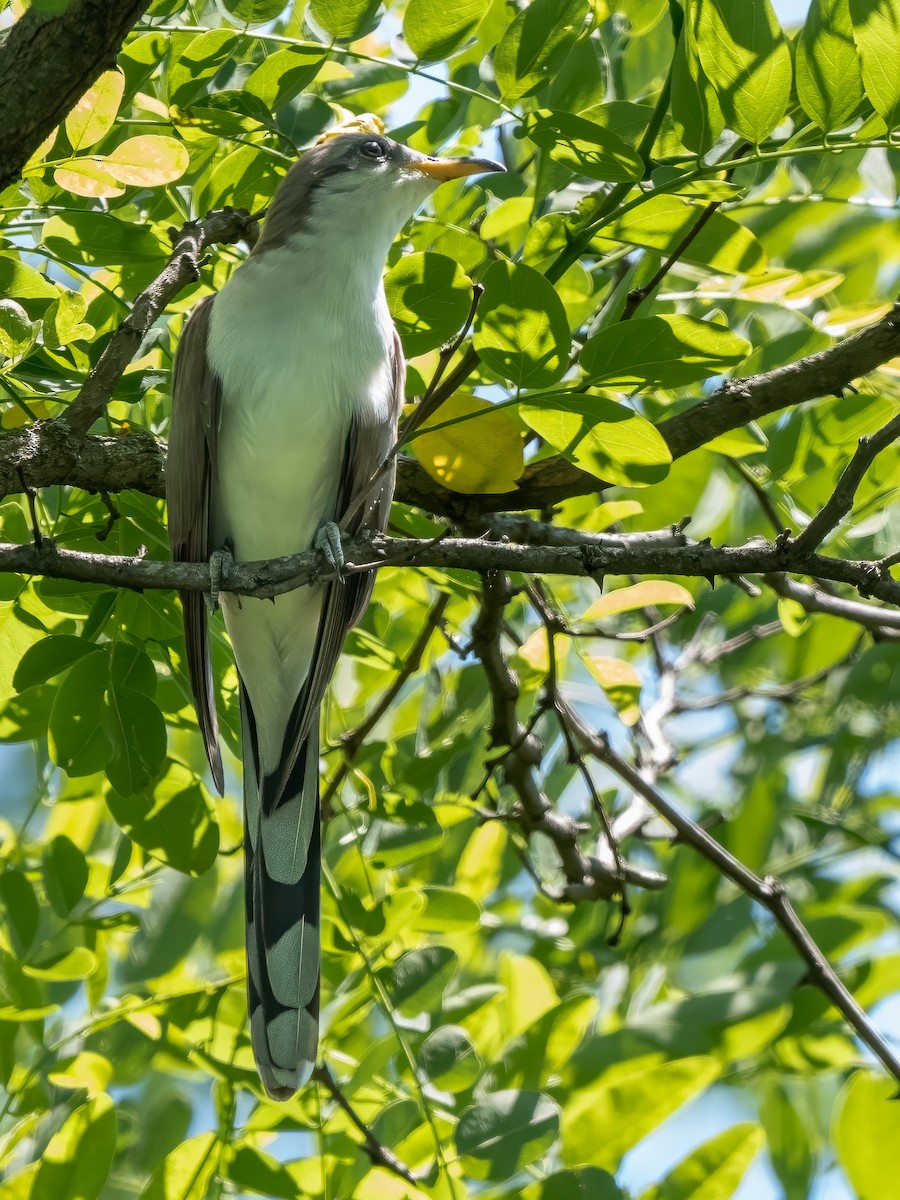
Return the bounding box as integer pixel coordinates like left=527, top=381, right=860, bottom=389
left=520, top=394, right=671, bottom=487
left=456, top=1090, right=561, bottom=1180
left=475, top=260, right=571, bottom=389
left=32, top=1096, right=116, bottom=1200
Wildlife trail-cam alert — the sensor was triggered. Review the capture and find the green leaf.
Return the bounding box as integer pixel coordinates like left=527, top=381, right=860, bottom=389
left=24, top=946, right=97, bottom=982
left=222, top=0, right=286, bottom=23
left=101, top=136, right=190, bottom=187
left=410, top=886, right=481, bottom=933
left=563, top=1057, right=721, bottom=1170
left=520, top=394, right=671, bottom=487
left=0, top=871, right=38, bottom=956
left=455, top=1090, right=561, bottom=1181
left=850, top=0, right=900, bottom=128
left=524, top=1169, right=625, bottom=1200
left=141, top=1133, right=218, bottom=1200
left=43, top=834, right=89, bottom=917
left=105, top=644, right=166, bottom=796
left=221, top=1144, right=298, bottom=1199
left=695, top=0, right=793, bottom=144
left=31, top=1096, right=116, bottom=1200
left=244, top=47, right=327, bottom=108
left=42, top=213, right=162, bottom=267
left=390, top=945, right=458, bottom=1016
left=309, top=0, right=382, bottom=41
left=65, top=71, right=124, bottom=151
left=671, top=27, right=725, bottom=154
left=597, top=196, right=767, bottom=275
left=759, top=1085, right=815, bottom=1200
left=385, top=251, right=473, bottom=354
left=523, top=109, right=644, bottom=182
left=833, top=1071, right=900, bottom=1200
left=167, top=30, right=239, bottom=108
left=583, top=581, right=694, bottom=620
left=418, top=1025, right=483, bottom=1091
left=48, top=650, right=113, bottom=777
left=641, top=1123, right=764, bottom=1200
left=475, top=260, right=571, bottom=389
left=43, top=291, right=94, bottom=348
left=797, top=0, right=866, bottom=131
left=14, top=635, right=102, bottom=691
left=581, top=315, right=750, bottom=388
left=494, top=0, right=588, bottom=103
left=0, top=301, right=34, bottom=360
left=47, top=1051, right=112, bottom=1097
left=106, top=759, right=219, bottom=876
left=404, top=0, right=490, bottom=61
left=0, top=255, right=59, bottom=316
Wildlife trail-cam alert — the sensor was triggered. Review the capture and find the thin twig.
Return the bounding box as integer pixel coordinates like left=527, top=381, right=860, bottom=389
left=312, top=1064, right=419, bottom=1186
left=322, top=592, right=450, bottom=811
left=792, top=410, right=900, bottom=552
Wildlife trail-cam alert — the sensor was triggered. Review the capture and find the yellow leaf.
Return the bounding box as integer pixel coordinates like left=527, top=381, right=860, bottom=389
left=413, top=392, right=524, bottom=495
left=584, top=656, right=642, bottom=726
left=66, top=70, right=124, bottom=151
left=582, top=580, right=694, bottom=621
left=54, top=161, right=125, bottom=199
left=815, top=301, right=893, bottom=337
left=102, top=135, right=190, bottom=187
left=26, top=126, right=58, bottom=168
left=499, top=952, right=558, bottom=1040
left=593, top=500, right=643, bottom=530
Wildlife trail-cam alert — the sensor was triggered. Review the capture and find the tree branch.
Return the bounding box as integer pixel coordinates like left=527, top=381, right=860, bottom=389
left=393, top=304, right=900, bottom=517
left=791, top=409, right=900, bottom=553
left=312, top=1064, right=419, bottom=1186
left=62, top=208, right=260, bottom=436
left=0, top=0, right=152, bottom=192
left=579, top=727, right=900, bottom=1086
left=2, top=530, right=900, bottom=618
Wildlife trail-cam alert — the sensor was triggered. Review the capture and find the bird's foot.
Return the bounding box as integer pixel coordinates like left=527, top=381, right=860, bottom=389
left=314, top=521, right=345, bottom=581
left=206, top=545, right=234, bottom=614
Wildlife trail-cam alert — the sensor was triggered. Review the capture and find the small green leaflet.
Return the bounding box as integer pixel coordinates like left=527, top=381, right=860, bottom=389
left=850, top=0, right=900, bottom=129
left=404, top=0, right=490, bottom=62
left=494, top=0, right=588, bottom=103
left=474, top=259, right=571, bottom=389
left=797, top=0, right=865, bottom=131
left=455, top=1090, right=561, bottom=1181
left=520, top=394, right=671, bottom=488
left=523, top=110, right=644, bottom=182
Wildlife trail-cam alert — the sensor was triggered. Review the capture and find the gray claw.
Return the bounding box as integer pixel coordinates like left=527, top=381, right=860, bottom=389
left=206, top=547, right=234, bottom=613
left=314, top=520, right=345, bottom=581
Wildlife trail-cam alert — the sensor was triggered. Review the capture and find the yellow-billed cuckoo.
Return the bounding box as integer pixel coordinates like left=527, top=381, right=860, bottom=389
left=167, top=119, right=502, bottom=1099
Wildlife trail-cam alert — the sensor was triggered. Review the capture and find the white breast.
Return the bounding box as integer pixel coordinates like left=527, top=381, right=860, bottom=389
left=205, top=234, right=396, bottom=771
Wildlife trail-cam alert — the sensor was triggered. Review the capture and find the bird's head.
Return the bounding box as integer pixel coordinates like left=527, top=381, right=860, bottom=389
left=254, top=123, right=505, bottom=258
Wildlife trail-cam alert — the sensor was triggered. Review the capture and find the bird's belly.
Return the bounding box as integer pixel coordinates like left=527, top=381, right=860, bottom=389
left=215, top=378, right=347, bottom=562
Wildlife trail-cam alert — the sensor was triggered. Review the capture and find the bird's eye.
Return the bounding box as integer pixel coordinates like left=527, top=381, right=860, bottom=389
left=360, top=139, right=386, bottom=160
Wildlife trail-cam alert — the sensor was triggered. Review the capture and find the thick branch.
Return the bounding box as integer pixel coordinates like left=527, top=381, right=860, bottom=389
left=0, top=0, right=152, bottom=192
left=2, top=531, right=900, bottom=618
left=395, top=305, right=900, bottom=517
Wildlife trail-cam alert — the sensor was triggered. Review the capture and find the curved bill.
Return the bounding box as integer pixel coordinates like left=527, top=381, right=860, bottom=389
left=409, top=156, right=506, bottom=180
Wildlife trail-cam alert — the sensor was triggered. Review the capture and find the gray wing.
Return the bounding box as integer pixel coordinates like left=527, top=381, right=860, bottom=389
left=269, top=328, right=405, bottom=803
left=166, top=295, right=225, bottom=794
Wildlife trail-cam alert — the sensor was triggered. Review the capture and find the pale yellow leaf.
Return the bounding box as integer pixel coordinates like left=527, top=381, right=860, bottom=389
left=585, top=655, right=642, bottom=725
left=54, top=161, right=125, bottom=199
left=102, top=135, right=190, bottom=187
left=66, top=71, right=124, bottom=151
left=413, top=392, right=524, bottom=495
left=582, top=580, right=694, bottom=621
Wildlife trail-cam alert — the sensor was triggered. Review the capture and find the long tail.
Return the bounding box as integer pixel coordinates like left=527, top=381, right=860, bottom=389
left=241, top=685, right=320, bottom=1100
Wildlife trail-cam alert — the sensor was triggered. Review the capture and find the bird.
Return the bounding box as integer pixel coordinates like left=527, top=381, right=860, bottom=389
left=166, top=116, right=503, bottom=1100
